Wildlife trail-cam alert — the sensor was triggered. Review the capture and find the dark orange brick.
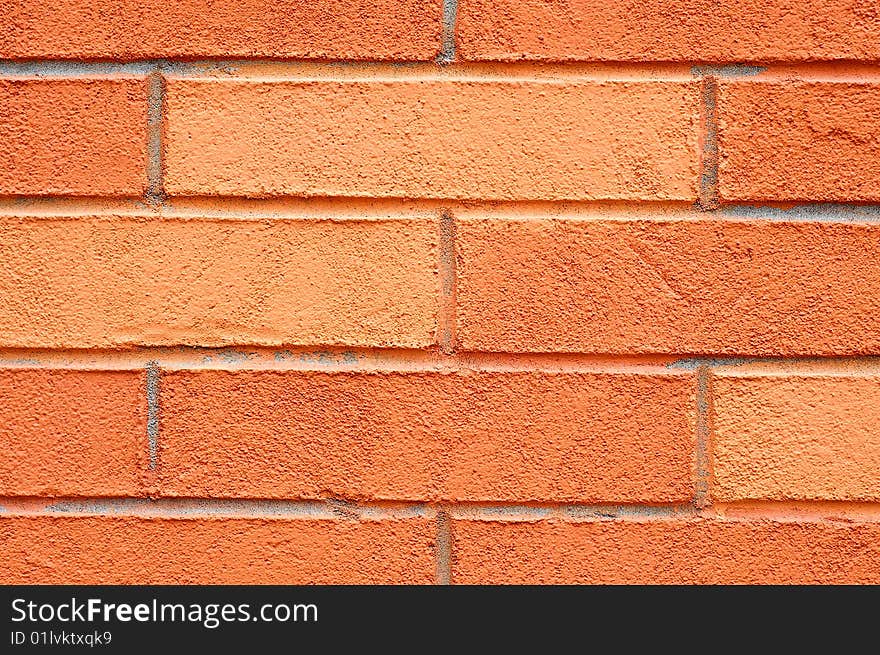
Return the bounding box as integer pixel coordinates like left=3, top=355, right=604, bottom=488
left=719, top=81, right=880, bottom=201
left=0, top=79, right=149, bottom=196
left=452, top=519, right=880, bottom=584
left=457, top=218, right=880, bottom=354
left=458, top=0, right=880, bottom=62
left=158, top=369, right=695, bottom=503
left=0, top=515, right=435, bottom=583
left=1, top=0, right=440, bottom=60
left=0, top=369, right=146, bottom=497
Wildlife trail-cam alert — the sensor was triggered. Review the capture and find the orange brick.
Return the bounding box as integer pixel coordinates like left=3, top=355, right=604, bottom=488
left=457, top=0, right=880, bottom=62
left=0, top=216, right=436, bottom=348
left=0, top=516, right=434, bottom=583
left=0, top=369, right=146, bottom=497
left=718, top=81, right=880, bottom=201
left=0, top=79, right=148, bottom=196
left=457, top=218, right=880, bottom=354
left=158, top=370, right=695, bottom=502
left=451, top=519, right=880, bottom=584
left=164, top=79, right=700, bottom=201
left=712, top=373, right=880, bottom=502
left=1, top=0, right=440, bottom=60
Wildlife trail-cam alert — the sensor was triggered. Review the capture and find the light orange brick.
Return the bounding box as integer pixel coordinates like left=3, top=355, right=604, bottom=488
left=712, top=373, right=880, bottom=502
left=457, top=0, right=880, bottom=62
left=718, top=81, right=880, bottom=201
left=0, top=516, right=435, bottom=584
left=0, top=79, right=149, bottom=195
left=0, top=216, right=436, bottom=348
left=158, top=370, right=695, bottom=503
left=456, top=218, right=880, bottom=354
left=164, top=79, right=700, bottom=201
left=0, top=369, right=147, bottom=497
left=451, top=519, right=880, bottom=584
left=1, top=0, right=440, bottom=60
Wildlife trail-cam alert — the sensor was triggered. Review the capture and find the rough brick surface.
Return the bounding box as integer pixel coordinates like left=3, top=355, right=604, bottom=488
left=451, top=519, right=880, bottom=584
left=0, top=369, right=146, bottom=497
left=0, top=78, right=149, bottom=196
left=0, top=216, right=437, bottom=348
left=0, top=516, right=435, bottom=584
left=158, top=370, right=695, bottom=502
left=457, top=0, right=880, bottom=62
left=164, top=79, right=700, bottom=200
left=4, top=0, right=880, bottom=587
left=712, top=373, right=880, bottom=502
left=1, top=0, right=441, bottom=60
left=456, top=218, right=880, bottom=355
left=718, top=82, right=880, bottom=201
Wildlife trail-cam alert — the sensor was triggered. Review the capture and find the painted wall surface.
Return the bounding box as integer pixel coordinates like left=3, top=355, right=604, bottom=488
left=2, top=1, right=880, bottom=584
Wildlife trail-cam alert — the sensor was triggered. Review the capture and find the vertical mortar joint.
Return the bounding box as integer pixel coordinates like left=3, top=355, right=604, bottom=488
left=439, top=210, right=457, bottom=355
left=146, top=65, right=166, bottom=206
left=146, top=361, right=161, bottom=471
left=697, top=74, right=720, bottom=211
left=436, top=508, right=452, bottom=585
left=694, top=365, right=712, bottom=509
left=437, top=0, right=459, bottom=64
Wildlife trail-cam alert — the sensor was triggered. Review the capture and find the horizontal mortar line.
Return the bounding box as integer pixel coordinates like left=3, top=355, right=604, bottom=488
left=718, top=203, right=880, bottom=224
left=0, top=198, right=704, bottom=221
left=6, top=198, right=880, bottom=225
left=667, top=356, right=880, bottom=375
left=0, top=498, right=430, bottom=520
left=157, top=198, right=697, bottom=221
left=0, top=347, right=680, bottom=373
left=3, top=499, right=880, bottom=522
left=0, top=60, right=160, bottom=77
left=0, top=59, right=694, bottom=81
left=0, top=195, right=448, bottom=221
left=450, top=503, right=695, bottom=521
left=424, top=499, right=880, bottom=521
left=4, top=349, right=880, bottom=373
left=0, top=193, right=148, bottom=213
left=2, top=59, right=880, bottom=81
left=691, top=61, right=880, bottom=81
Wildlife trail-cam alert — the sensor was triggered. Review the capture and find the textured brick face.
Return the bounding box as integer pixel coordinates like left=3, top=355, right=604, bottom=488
left=712, top=373, right=880, bottom=502
left=0, top=369, right=146, bottom=497
left=0, top=516, right=436, bottom=584
left=456, top=219, right=880, bottom=354
left=164, top=79, right=701, bottom=200
left=158, top=370, right=695, bottom=502
left=0, top=79, right=149, bottom=195
left=0, top=216, right=437, bottom=348
left=718, top=82, right=880, bottom=201
left=1, top=0, right=441, bottom=60
left=452, top=519, right=880, bottom=584
left=3, top=0, right=879, bottom=587
left=457, top=0, right=880, bottom=62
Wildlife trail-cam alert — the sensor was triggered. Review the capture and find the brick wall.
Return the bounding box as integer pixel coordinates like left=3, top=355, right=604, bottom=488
left=2, top=1, right=879, bottom=584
